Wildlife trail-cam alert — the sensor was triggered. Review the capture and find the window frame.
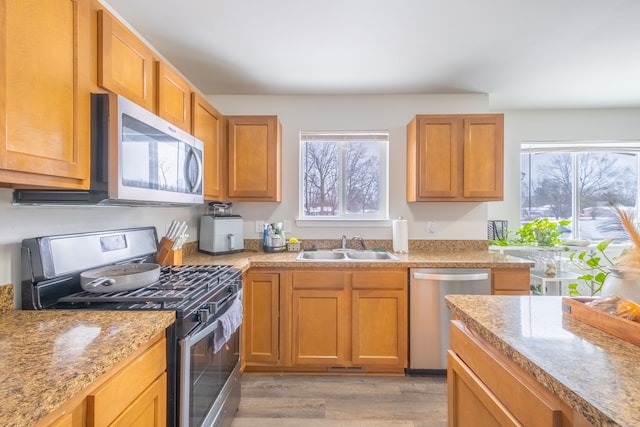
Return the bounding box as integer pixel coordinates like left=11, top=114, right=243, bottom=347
left=298, top=130, right=389, bottom=222
left=520, top=140, right=640, bottom=242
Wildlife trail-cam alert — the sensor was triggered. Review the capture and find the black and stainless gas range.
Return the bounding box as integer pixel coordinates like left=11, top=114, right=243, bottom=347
left=21, top=226, right=243, bottom=427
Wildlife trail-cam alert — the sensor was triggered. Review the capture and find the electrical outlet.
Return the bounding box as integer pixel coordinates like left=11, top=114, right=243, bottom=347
left=255, top=220, right=265, bottom=234
left=427, top=222, right=435, bottom=233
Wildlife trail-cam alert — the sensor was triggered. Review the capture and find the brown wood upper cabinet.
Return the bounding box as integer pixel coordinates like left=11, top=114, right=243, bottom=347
left=0, top=0, right=91, bottom=188
left=98, top=9, right=192, bottom=132
left=192, top=92, right=225, bottom=200
left=156, top=61, right=192, bottom=132
left=407, top=114, right=504, bottom=201
left=97, top=9, right=155, bottom=111
left=226, top=115, right=282, bottom=201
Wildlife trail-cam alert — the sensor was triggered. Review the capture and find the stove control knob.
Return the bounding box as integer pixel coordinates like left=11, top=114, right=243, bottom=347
left=198, top=307, right=210, bottom=323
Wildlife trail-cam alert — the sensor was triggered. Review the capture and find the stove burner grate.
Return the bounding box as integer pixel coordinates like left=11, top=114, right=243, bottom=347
left=57, top=264, right=240, bottom=310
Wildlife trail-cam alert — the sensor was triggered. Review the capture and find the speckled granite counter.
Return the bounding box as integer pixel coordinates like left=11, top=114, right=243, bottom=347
left=0, top=310, right=175, bottom=426
left=445, top=295, right=640, bottom=427
left=184, top=249, right=532, bottom=269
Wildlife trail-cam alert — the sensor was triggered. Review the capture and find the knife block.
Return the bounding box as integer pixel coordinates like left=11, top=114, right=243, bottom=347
left=156, top=237, right=183, bottom=266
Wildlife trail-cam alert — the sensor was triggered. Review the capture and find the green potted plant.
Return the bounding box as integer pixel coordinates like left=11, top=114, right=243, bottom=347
left=567, top=239, right=614, bottom=296
left=490, top=218, right=570, bottom=247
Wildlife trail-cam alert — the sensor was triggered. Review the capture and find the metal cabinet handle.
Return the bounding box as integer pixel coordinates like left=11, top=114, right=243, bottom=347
left=412, top=272, right=489, bottom=281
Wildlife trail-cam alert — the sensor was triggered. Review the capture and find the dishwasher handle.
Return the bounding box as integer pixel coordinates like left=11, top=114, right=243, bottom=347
left=412, top=272, right=489, bottom=281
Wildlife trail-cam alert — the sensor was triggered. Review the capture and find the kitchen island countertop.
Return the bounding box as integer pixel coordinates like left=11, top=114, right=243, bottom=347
left=0, top=310, right=175, bottom=426
left=445, top=295, right=640, bottom=427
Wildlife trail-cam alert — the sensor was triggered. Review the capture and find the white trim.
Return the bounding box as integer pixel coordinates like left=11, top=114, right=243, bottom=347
left=296, top=219, right=392, bottom=228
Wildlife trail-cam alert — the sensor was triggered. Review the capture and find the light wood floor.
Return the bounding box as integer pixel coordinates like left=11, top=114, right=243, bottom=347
left=231, top=374, right=447, bottom=427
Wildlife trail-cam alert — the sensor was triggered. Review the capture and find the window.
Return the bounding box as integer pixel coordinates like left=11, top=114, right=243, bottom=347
left=520, top=141, right=640, bottom=242
left=300, top=131, right=388, bottom=220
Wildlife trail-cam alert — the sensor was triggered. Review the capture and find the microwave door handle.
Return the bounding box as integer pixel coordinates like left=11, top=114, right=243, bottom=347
left=186, top=145, right=203, bottom=193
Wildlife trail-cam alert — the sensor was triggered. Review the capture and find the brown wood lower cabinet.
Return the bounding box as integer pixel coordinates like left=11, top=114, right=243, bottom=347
left=40, top=333, right=167, bottom=427
left=448, top=320, right=593, bottom=427
left=243, top=268, right=408, bottom=374
left=243, top=270, right=281, bottom=366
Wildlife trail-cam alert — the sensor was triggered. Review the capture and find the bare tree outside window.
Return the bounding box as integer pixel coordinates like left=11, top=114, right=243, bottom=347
left=303, top=141, right=339, bottom=216
left=521, top=147, right=638, bottom=242
left=301, top=132, right=388, bottom=219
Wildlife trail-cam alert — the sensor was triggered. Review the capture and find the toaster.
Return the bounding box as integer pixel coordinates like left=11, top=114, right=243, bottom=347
left=199, top=215, right=244, bottom=254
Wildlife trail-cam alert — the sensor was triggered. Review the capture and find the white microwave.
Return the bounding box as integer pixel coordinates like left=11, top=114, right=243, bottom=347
left=13, top=93, right=204, bottom=206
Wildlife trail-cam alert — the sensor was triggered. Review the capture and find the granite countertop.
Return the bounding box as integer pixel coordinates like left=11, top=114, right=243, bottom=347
left=0, top=310, right=175, bottom=426
left=184, top=249, right=532, bottom=270
left=445, top=295, right=640, bottom=427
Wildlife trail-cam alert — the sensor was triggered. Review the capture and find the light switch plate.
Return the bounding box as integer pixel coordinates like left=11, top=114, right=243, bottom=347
left=284, top=220, right=292, bottom=233
left=255, top=220, right=264, bottom=234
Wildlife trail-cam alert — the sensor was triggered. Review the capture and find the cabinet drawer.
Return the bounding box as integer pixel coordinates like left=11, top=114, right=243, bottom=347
left=352, top=270, right=407, bottom=289
left=291, top=271, right=346, bottom=289
left=492, top=268, right=530, bottom=292
left=450, top=321, right=563, bottom=427
left=87, top=336, right=166, bottom=427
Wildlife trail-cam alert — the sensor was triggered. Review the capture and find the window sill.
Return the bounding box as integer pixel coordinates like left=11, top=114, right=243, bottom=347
left=295, top=219, right=391, bottom=228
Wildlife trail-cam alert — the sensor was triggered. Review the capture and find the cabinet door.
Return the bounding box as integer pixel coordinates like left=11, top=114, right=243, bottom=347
left=109, top=373, right=167, bottom=427
left=0, top=0, right=90, bottom=188
left=226, top=116, right=282, bottom=201
left=97, top=10, right=154, bottom=111
left=87, top=337, right=166, bottom=427
left=244, top=271, right=280, bottom=364
left=448, top=351, right=520, bottom=427
left=351, top=270, right=407, bottom=368
left=462, top=114, right=504, bottom=200
left=192, top=92, right=225, bottom=200
left=450, top=320, right=563, bottom=427
left=407, top=115, right=459, bottom=200
left=291, top=289, right=348, bottom=366
left=352, top=289, right=407, bottom=367
left=156, top=61, right=191, bottom=132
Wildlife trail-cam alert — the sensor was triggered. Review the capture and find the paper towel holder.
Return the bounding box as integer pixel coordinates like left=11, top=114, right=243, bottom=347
left=392, top=216, right=409, bottom=254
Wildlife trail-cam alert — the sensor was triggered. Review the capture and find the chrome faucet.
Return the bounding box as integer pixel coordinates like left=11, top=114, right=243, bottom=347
left=352, top=236, right=366, bottom=250
left=341, top=235, right=347, bottom=249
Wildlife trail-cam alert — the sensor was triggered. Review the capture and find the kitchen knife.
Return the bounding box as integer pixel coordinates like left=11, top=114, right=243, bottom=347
left=166, top=220, right=179, bottom=240
left=172, top=223, right=188, bottom=249
left=169, top=220, right=184, bottom=240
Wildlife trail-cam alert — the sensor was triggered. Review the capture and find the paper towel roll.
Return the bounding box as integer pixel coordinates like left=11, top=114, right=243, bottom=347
left=392, top=219, right=408, bottom=253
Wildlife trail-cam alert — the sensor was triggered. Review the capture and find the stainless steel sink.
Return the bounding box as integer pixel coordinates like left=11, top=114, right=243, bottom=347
left=345, top=251, right=398, bottom=260
left=296, top=250, right=398, bottom=262
left=297, top=251, right=347, bottom=260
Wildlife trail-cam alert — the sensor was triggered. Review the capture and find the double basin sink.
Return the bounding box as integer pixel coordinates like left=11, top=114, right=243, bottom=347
left=296, top=249, right=399, bottom=262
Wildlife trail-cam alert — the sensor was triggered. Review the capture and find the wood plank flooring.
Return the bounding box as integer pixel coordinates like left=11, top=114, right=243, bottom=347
left=231, top=374, right=447, bottom=426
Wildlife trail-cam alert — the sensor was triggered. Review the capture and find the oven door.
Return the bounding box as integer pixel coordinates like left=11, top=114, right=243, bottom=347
left=179, top=301, right=241, bottom=427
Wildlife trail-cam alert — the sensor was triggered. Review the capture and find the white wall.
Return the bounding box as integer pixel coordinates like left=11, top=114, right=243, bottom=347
left=210, top=94, right=491, bottom=242
left=0, top=188, right=204, bottom=304
left=491, top=108, right=640, bottom=231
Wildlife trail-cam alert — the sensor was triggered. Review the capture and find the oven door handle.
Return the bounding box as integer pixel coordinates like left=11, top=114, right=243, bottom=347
left=184, top=316, right=220, bottom=347
left=182, top=293, right=240, bottom=347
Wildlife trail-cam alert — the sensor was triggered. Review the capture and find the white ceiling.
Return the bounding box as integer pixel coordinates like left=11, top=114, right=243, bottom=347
left=102, top=0, right=640, bottom=110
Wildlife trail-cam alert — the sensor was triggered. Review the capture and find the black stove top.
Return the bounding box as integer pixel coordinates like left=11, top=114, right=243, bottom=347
left=57, top=264, right=241, bottom=316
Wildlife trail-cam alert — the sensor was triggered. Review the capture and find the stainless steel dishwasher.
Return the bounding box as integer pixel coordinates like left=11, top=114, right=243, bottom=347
left=408, top=268, right=491, bottom=374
